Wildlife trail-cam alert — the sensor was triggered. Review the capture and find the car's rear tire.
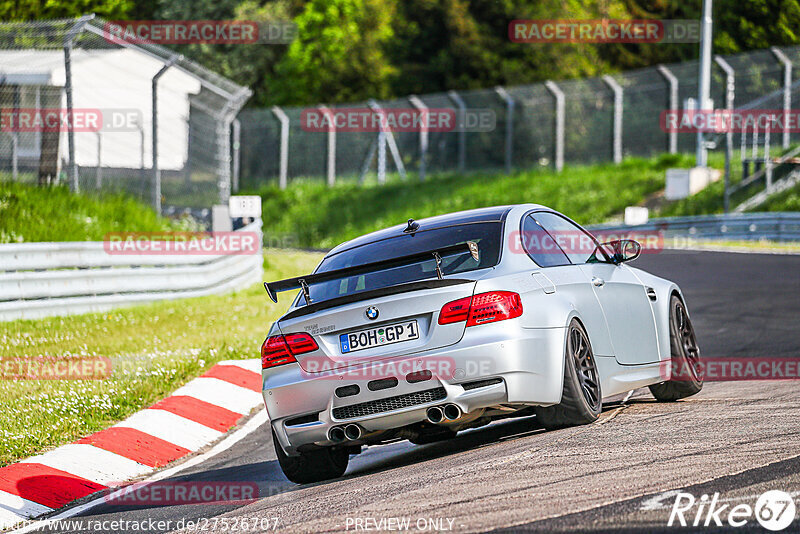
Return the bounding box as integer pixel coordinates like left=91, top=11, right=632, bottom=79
left=534, top=319, right=602, bottom=429
left=649, top=295, right=703, bottom=402
left=272, top=429, right=349, bottom=484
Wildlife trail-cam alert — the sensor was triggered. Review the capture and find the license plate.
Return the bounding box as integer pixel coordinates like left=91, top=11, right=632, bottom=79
left=339, top=320, right=419, bottom=354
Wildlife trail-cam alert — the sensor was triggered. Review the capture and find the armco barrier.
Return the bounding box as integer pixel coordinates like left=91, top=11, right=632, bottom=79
left=587, top=212, right=800, bottom=243
left=0, top=219, right=263, bottom=321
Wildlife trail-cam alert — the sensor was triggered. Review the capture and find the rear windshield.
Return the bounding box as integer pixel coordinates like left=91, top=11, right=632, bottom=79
left=302, top=222, right=503, bottom=305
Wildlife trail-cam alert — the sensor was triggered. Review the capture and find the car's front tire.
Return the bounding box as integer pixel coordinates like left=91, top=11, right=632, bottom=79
left=534, top=319, right=602, bottom=429
left=272, top=429, right=349, bottom=484
left=649, top=295, right=703, bottom=402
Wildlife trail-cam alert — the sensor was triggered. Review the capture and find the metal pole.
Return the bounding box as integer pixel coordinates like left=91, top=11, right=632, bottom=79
left=765, top=127, right=772, bottom=190
left=152, top=54, right=180, bottom=214
left=95, top=132, right=102, bottom=189
left=319, top=106, right=336, bottom=186
left=377, top=127, right=386, bottom=183
left=447, top=90, right=466, bottom=172
left=63, top=14, right=95, bottom=193
left=770, top=47, right=792, bottom=150
left=12, top=86, right=19, bottom=180
left=656, top=65, right=678, bottom=154
left=271, top=106, right=289, bottom=189
left=602, top=75, right=623, bottom=164
left=409, top=95, right=428, bottom=180
left=495, top=86, right=514, bottom=173
left=232, top=118, right=240, bottom=193
left=696, top=0, right=713, bottom=167
left=368, top=99, right=406, bottom=182
left=715, top=56, right=735, bottom=213
left=545, top=80, right=565, bottom=172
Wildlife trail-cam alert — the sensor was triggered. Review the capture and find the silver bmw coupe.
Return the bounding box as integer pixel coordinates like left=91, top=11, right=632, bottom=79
left=262, top=205, right=702, bottom=483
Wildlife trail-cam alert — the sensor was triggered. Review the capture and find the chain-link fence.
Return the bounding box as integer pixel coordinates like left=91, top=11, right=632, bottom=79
left=239, top=45, right=800, bottom=190
left=0, top=15, right=251, bottom=214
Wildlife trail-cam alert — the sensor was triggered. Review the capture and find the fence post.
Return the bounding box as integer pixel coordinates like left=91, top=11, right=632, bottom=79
left=602, top=75, right=623, bottom=164
left=152, top=54, right=180, bottom=214
left=319, top=106, right=336, bottom=187
left=495, top=86, right=514, bottom=174
left=368, top=99, right=406, bottom=183
left=11, top=86, right=19, bottom=180
left=232, top=118, right=240, bottom=193
left=544, top=80, right=564, bottom=172
left=656, top=65, right=678, bottom=154
left=63, top=14, right=95, bottom=192
left=765, top=128, right=772, bottom=190
left=409, top=95, right=428, bottom=180
left=95, top=132, right=102, bottom=189
left=447, top=90, right=467, bottom=172
left=271, top=106, right=289, bottom=189
left=770, top=47, right=792, bottom=150
left=715, top=56, right=735, bottom=213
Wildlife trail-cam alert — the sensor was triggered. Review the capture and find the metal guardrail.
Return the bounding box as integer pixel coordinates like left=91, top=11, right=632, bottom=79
left=0, top=219, right=264, bottom=321
left=588, top=212, right=800, bottom=243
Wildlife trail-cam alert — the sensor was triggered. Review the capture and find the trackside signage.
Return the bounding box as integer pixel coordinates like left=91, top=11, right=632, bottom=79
left=103, top=232, right=260, bottom=255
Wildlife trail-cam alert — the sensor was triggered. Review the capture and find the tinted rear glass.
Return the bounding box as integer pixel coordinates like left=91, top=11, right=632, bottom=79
left=304, top=222, right=503, bottom=304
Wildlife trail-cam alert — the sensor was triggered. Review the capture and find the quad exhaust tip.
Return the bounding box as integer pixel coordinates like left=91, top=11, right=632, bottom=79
left=427, top=404, right=462, bottom=424
left=344, top=424, right=363, bottom=441
left=328, top=426, right=346, bottom=443
left=443, top=403, right=461, bottom=421
left=426, top=406, right=444, bottom=424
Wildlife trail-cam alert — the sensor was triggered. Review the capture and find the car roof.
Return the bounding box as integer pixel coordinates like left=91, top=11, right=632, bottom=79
left=326, top=204, right=543, bottom=258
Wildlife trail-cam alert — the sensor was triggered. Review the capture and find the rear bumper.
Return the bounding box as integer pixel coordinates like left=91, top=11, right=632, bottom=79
left=263, top=324, right=567, bottom=455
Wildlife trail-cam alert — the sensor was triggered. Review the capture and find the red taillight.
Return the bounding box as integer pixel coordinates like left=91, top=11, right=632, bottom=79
left=438, top=291, right=523, bottom=327
left=261, top=332, right=318, bottom=369
left=466, top=291, right=523, bottom=326
left=438, top=296, right=472, bottom=325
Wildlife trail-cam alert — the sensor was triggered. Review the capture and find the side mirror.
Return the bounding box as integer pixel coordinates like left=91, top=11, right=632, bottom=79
left=602, top=239, right=641, bottom=264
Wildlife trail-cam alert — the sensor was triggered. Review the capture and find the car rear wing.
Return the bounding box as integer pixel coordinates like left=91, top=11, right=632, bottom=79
left=264, top=241, right=479, bottom=303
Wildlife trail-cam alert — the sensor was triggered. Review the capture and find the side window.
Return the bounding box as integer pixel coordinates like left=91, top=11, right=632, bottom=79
left=521, top=214, right=571, bottom=267
left=531, top=212, right=601, bottom=264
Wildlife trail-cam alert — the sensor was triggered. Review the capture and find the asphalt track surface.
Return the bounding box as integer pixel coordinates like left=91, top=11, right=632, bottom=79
left=25, top=250, right=800, bottom=534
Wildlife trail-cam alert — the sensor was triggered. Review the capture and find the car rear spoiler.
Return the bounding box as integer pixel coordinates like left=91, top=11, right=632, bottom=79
left=264, top=241, right=479, bottom=303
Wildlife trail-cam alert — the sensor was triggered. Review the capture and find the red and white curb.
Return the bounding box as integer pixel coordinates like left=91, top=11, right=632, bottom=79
left=0, top=359, right=264, bottom=530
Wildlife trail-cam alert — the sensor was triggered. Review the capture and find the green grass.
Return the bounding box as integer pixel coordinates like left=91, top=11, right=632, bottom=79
left=0, top=180, right=186, bottom=243
left=757, top=184, right=800, bottom=212
left=0, top=250, right=323, bottom=467
left=250, top=153, right=703, bottom=250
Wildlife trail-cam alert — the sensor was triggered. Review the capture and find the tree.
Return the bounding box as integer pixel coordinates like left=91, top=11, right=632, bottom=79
left=271, top=0, right=397, bottom=105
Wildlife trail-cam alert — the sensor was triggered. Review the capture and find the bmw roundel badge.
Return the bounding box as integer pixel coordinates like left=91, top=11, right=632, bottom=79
left=365, top=306, right=379, bottom=320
